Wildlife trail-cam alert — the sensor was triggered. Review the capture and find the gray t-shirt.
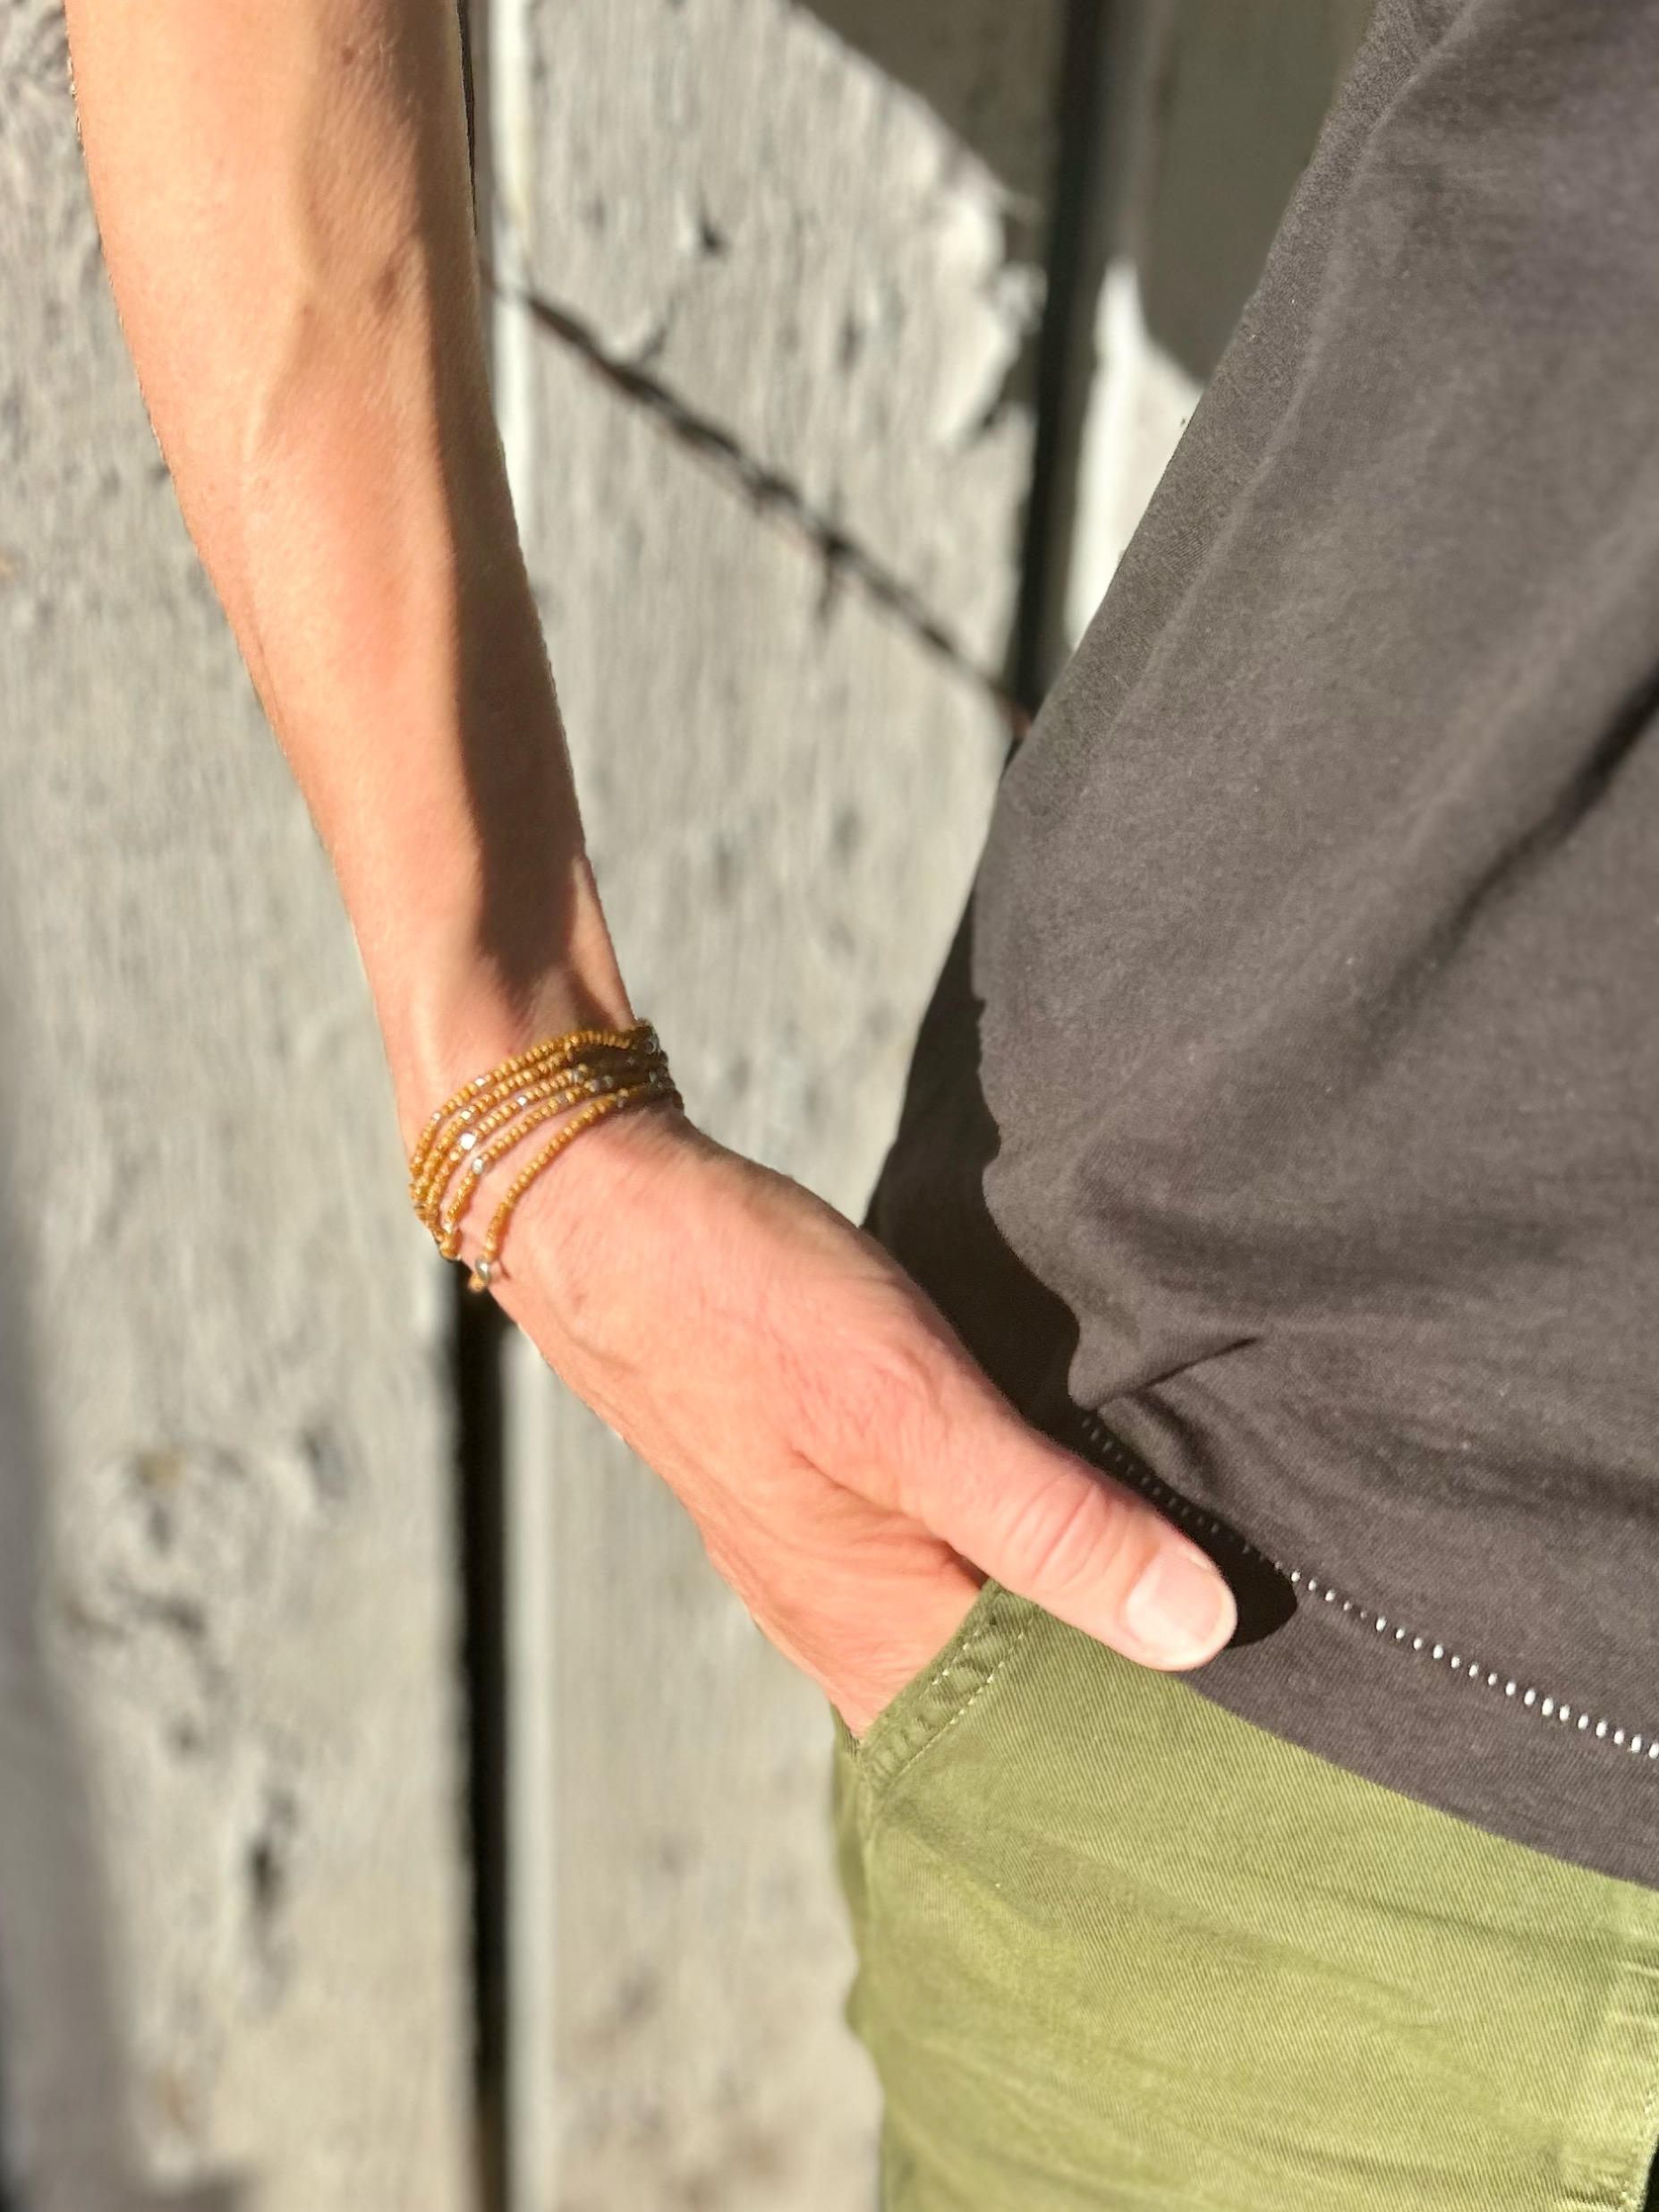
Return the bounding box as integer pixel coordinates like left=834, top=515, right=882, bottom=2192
left=869, top=0, right=1659, bottom=1886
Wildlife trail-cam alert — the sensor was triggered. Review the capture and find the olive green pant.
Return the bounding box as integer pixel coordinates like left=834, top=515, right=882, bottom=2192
left=833, top=1586, right=1659, bottom=2212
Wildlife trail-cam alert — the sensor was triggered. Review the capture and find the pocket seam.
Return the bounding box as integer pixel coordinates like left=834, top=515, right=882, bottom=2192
left=878, top=1612, right=1035, bottom=1804
left=846, top=1582, right=1038, bottom=1808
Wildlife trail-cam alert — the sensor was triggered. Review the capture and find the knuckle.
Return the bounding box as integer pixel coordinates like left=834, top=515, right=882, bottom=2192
left=840, top=1332, right=949, bottom=1464
left=996, top=1471, right=1136, bottom=1605
left=778, top=1317, right=947, bottom=1497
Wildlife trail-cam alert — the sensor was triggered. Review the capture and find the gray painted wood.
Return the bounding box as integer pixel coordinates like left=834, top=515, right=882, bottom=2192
left=492, top=2, right=1061, bottom=2203
left=1068, top=0, right=1374, bottom=640
left=0, top=7, right=475, bottom=2205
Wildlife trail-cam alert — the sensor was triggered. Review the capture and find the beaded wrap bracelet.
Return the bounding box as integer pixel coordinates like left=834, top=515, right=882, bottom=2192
left=408, top=1019, right=681, bottom=1291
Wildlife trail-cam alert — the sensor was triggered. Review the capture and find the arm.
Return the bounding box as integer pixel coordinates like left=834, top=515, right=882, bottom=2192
left=65, top=0, right=624, bottom=1106
left=64, top=0, right=1236, bottom=1726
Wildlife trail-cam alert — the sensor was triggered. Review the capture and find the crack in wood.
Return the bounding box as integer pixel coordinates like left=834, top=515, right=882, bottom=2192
left=484, top=266, right=1032, bottom=742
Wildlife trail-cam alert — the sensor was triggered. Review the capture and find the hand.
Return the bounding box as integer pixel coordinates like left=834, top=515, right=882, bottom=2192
left=486, top=1107, right=1237, bottom=1735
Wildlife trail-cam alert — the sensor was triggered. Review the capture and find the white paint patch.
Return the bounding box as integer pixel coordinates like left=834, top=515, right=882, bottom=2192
left=490, top=0, right=540, bottom=552
left=1066, top=258, right=1203, bottom=647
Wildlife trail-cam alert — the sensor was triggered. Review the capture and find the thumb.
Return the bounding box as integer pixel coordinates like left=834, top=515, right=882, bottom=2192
left=903, top=1368, right=1238, bottom=1672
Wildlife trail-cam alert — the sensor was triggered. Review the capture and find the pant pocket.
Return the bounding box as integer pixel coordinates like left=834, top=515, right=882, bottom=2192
left=833, top=1579, right=1039, bottom=1808
left=835, top=1607, right=1659, bottom=2212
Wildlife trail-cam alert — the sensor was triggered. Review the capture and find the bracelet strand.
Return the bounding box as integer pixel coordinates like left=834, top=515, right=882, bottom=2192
left=407, top=1020, right=681, bottom=1291
left=409, top=1022, right=661, bottom=1224
left=409, top=1020, right=656, bottom=1194
left=434, top=1051, right=666, bottom=1257
left=414, top=1037, right=665, bottom=1233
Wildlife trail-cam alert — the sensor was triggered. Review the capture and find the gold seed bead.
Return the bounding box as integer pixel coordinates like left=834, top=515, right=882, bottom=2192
left=407, top=1023, right=678, bottom=1289
left=435, top=1047, right=668, bottom=1253
left=411, top=1034, right=651, bottom=1197
left=467, top=1072, right=683, bottom=1291
left=415, top=1048, right=661, bottom=1227
left=409, top=1021, right=657, bottom=1190
left=413, top=1034, right=660, bottom=1213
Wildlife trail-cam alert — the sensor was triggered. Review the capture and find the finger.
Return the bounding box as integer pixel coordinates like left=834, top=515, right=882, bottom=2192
left=900, top=1368, right=1238, bottom=1672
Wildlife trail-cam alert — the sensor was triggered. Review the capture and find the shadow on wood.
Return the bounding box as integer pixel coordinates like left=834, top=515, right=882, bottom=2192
left=0, top=884, right=248, bottom=2212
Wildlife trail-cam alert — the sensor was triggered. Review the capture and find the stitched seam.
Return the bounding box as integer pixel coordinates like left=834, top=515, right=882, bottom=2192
left=846, top=1582, right=1012, bottom=1775
left=873, top=1616, right=1035, bottom=1808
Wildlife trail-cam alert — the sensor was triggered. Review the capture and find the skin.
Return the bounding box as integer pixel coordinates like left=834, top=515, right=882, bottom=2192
left=63, top=0, right=1236, bottom=1734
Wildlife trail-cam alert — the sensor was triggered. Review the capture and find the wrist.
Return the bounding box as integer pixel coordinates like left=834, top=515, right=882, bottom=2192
left=373, top=849, right=635, bottom=1154
left=402, top=1006, right=688, bottom=1306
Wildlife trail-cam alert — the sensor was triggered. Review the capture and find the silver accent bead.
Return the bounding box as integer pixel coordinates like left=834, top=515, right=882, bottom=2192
left=1212, top=1552, right=1655, bottom=1768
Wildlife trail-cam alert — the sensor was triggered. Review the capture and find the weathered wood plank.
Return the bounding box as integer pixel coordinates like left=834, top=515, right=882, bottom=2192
left=0, top=9, right=476, bottom=2205
left=498, top=0, right=1053, bottom=677
left=503, top=334, right=1016, bottom=2212
left=494, top=3, right=1061, bottom=2202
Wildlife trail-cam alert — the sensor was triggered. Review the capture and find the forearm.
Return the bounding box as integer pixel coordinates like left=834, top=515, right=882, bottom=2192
left=64, top=0, right=629, bottom=1129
